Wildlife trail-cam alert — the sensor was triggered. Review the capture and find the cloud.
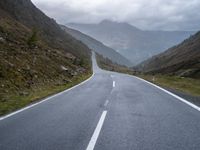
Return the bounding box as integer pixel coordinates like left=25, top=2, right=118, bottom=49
left=32, top=0, right=200, bottom=31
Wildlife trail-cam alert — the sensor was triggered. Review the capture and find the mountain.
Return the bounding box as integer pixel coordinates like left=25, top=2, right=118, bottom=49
left=0, top=0, right=92, bottom=114
left=67, top=20, right=194, bottom=65
left=136, top=31, right=200, bottom=78
left=1, top=0, right=91, bottom=60
left=60, top=25, right=132, bottom=66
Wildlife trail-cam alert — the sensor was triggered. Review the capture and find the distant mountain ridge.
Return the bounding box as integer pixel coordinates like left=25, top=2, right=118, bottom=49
left=136, top=31, right=200, bottom=78
left=68, top=20, right=195, bottom=65
left=61, top=25, right=132, bottom=66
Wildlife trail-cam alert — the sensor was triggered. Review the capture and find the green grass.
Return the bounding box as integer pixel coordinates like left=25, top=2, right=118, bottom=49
left=95, top=54, right=200, bottom=97
left=95, top=53, right=200, bottom=99
left=138, top=74, right=200, bottom=97
left=0, top=73, right=92, bottom=116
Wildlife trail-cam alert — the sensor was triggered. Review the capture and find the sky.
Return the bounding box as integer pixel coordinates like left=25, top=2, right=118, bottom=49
left=32, top=0, right=200, bottom=31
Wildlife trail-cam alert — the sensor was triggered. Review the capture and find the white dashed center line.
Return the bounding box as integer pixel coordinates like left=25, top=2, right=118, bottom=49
left=86, top=111, right=107, bottom=150
left=113, top=81, right=115, bottom=88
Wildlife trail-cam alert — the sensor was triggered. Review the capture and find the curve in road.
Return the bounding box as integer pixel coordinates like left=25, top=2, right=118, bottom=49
left=0, top=52, right=200, bottom=150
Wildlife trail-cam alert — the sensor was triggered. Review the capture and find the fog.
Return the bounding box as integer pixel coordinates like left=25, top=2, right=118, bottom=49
left=32, top=0, right=200, bottom=31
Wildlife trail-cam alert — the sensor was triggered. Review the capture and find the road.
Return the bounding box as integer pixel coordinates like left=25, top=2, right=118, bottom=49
left=0, top=53, right=200, bottom=150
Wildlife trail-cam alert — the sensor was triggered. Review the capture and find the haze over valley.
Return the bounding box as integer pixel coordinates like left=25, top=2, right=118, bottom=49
left=68, top=20, right=194, bottom=65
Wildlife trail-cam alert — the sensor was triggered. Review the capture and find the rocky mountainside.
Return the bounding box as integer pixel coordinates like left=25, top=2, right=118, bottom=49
left=0, top=0, right=91, bottom=114
left=1, top=0, right=90, bottom=59
left=136, top=31, right=200, bottom=78
left=68, top=20, right=194, bottom=65
left=61, top=25, right=132, bottom=67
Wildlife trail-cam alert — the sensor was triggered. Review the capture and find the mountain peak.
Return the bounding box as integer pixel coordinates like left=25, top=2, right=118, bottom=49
left=99, top=20, right=141, bottom=31
left=99, top=20, right=117, bottom=24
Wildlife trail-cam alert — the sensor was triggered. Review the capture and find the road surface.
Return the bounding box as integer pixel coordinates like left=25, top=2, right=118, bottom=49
left=0, top=53, right=200, bottom=150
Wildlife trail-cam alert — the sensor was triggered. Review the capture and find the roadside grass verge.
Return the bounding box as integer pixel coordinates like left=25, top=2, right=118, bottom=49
left=95, top=53, right=200, bottom=101
left=0, top=73, right=92, bottom=116
left=138, top=74, right=200, bottom=97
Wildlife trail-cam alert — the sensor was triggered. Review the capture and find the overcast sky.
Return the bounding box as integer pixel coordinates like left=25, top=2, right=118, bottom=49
left=32, top=0, right=200, bottom=31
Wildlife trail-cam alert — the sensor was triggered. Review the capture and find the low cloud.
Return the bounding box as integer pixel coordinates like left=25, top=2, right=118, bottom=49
left=32, top=0, right=200, bottom=31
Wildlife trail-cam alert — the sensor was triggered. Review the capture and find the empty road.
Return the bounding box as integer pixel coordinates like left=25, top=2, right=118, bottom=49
left=0, top=53, right=200, bottom=150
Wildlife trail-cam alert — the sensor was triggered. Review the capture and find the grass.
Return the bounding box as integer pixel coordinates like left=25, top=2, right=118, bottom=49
left=95, top=53, right=200, bottom=98
left=0, top=73, right=92, bottom=116
left=138, top=74, right=200, bottom=97
left=95, top=53, right=136, bottom=75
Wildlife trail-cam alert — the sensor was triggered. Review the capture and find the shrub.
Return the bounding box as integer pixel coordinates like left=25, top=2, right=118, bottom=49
left=27, top=29, right=38, bottom=47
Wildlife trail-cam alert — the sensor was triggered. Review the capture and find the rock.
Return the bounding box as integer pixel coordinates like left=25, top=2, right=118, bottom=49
left=19, top=91, right=29, bottom=96
left=33, top=56, right=37, bottom=64
left=65, top=53, right=75, bottom=60
left=63, top=79, right=72, bottom=83
left=76, top=67, right=86, bottom=73
left=61, top=65, right=68, bottom=71
left=47, top=49, right=51, bottom=53
left=26, top=65, right=30, bottom=70
left=8, top=62, right=14, bottom=67
left=71, top=71, right=78, bottom=76
left=0, top=36, right=5, bottom=42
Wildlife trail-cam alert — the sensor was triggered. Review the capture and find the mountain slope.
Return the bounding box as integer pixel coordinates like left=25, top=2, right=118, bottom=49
left=0, top=0, right=90, bottom=60
left=136, top=31, right=200, bottom=78
left=61, top=25, right=132, bottom=66
left=0, top=0, right=92, bottom=115
left=68, top=20, right=194, bottom=65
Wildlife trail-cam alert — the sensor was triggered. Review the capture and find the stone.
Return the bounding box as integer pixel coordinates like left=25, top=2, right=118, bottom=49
left=61, top=65, right=68, bottom=71
left=0, top=36, right=5, bottom=42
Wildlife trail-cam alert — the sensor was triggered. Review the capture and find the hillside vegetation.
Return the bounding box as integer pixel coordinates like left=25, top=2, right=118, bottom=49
left=96, top=54, right=136, bottom=75
left=139, top=75, right=200, bottom=97
left=137, top=31, right=200, bottom=79
left=0, top=0, right=92, bottom=115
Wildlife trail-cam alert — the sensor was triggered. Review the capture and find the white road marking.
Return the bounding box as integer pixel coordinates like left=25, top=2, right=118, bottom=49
left=104, top=100, right=109, bottom=107
left=0, top=73, right=95, bottom=121
left=134, top=76, right=200, bottom=112
left=113, top=81, right=115, bottom=87
left=86, top=111, right=107, bottom=150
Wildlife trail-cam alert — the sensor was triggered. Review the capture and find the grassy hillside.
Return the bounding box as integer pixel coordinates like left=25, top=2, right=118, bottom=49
left=138, top=75, right=200, bottom=97
left=0, top=1, right=92, bottom=116
left=137, top=31, right=200, bottom=79
left=95, top=53, right=136, bottom=75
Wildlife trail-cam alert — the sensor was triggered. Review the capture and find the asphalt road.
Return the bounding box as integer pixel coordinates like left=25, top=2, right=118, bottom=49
left=0, top=53, right=200, bottom=150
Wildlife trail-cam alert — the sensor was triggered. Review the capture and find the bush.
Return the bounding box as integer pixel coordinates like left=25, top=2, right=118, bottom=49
left=27, top=29, right=38, bottom=47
